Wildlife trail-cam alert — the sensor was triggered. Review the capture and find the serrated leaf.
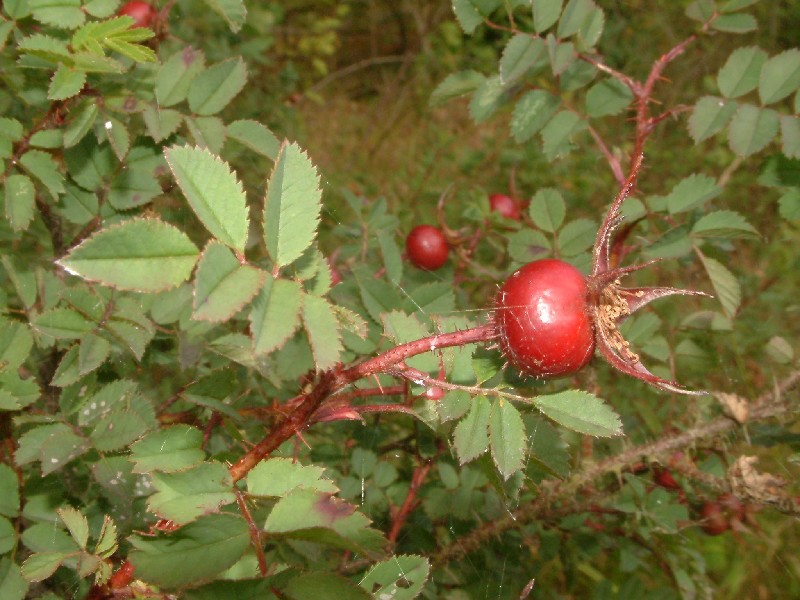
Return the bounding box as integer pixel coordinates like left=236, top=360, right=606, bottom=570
left=453, top=396, right=490, bottom=464
left=94, top=515, right=118, bottom=558
left=40, top=425, right=89, bottom=475
left=759, top=49, right=800, bottom=104
left=533, top=390, right=622, bottom=436
left=247, top=457, right=338, bottom=497
left=57, top=219, right=199, bottom=292
left=57, top=507, right=89, bottom=549
left=557, top=218, right=596, bottom=256
left=489, top=399, right=526, bottom=480
left=728, top=104, right=779, bottom=157
left=193, top=242, right=264, bottom=322
left=249, top=276, right=302, bottom=355
left=717, top=46, right=767, bottom=98
left=547, top=37, right=575, bottom=75
left=129, top=425, right=206, bottom=473
left=50, top=345, right=81, bottom=387
left=358, top=555, right=430, bottom=600
left=0, top=372, right=40, bottom=411
left=469, top=75, right=507, bottom=124
left=103, top=116, right=130, bottom=160
left=0, top=465, right=19, bottom=517
left=585, top=78, right=633, bottom=117
left=508, top=229, right=551, bottom=263
left=529, top=188, right=566, bottom=231
left=698, top=253, right=741, bottom=318
left=264, top=488, right=385, bottom=554
left=148, top=462, right=235, bottom=525
left=156, top=47, right=206, bottom=107
left=526, top=416, right=570, bottom=477
left=142, top=106, right=183, bottom=143
left=21, top=552, right=70, bottom=583
left=510, top=89, right=560, bottom=143
left=452, top=0, right=483, bottom=34
left=32, top=308, right=93, bottom=339
left=720, top=0, right=759, bottom=10
left=29, top=0, right=84, bottom=29
left=226, top=119, right=279, bottom=160
left=202, top=0, right=247, bottom=33
left=541, top=110, right=586, bottom=160
left=105, top=37, right=156, bottom=63
left=781, top=115, right=800, bottom=159
left=578, top=4, right=604, bottom=48
left=691, top=210, right=758, bottom=239
left=263, top=141, right=322, bottom=268
left=3, top=174, right=35, bottom=232
left=129, top=514, right=249, bottom=589
left=90, top=409, right=149, bottom=452
left=18, top=33, right=71, bottom=62
left=557, top=0, right=595, bottom=38
left=19, top=150, right=64, bottom=199
left=78, top=333, right=111, bottom=376
left=533, top=0, right=563, bottom=33
left=665, top=173, right=721, bottom=214
left=187, top=57, right=247, bottom=116
left=712, top=12, right=757, bottom=32
left=302, top=294, right=342, bottom=371
left=0, top=257, right=37, bottom=310
left=63, top=101, right=99, bottom=148
left=0, top=559, right=28, bottom=600
left=778, top=188, right=800, bottom=221
left=378, top=233, right=403, bottom=284
left=165, top=145, right=249, bottom=252
left=688, top=96, right=737, bottom=143
left=48, top=64, right=86, bottom=100
left=185, top=115, right=226, bottom=154
left=430, top=70, right=485, bottom=106
left=686, top=0, right=715, bottom=21
left=500, top=35, right=545, bottom=84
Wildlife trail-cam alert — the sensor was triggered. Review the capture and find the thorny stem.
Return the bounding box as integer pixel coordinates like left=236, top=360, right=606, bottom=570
left=228, top=324, right=497, bottom=482
left=432, top=371, right=800, bottom=565
left=388, top=459, right=434, bottom=543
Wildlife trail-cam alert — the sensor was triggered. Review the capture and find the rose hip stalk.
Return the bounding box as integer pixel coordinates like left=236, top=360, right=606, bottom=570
left=495, top=155, right=709, bottom=394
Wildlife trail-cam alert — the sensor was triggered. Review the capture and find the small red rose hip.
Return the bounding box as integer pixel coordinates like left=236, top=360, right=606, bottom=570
left=119, top=1, right=157, bottom=28
left=406, top=225, right=449, bottom=270
left=700, top=501, right=729, bottom=536
left=653, top=468, right=681, bottom=491
left=489, top=194, right=522, bottom=220
left=495, top=259, right=594, bottom=377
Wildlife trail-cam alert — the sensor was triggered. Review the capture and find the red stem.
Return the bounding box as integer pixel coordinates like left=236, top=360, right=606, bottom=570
left=388, top=460, right=433, bottom=543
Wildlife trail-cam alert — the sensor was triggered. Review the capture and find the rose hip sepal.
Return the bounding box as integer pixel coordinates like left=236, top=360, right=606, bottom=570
left=494, top=155, right=710, bottom=394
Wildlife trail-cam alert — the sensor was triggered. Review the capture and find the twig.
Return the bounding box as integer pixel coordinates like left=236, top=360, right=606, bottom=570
left=388, top=459, right=433, bottom=543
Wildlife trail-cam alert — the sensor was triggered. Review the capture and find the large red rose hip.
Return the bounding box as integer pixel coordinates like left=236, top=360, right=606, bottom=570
left=406, top=225, right=449, bottom=270
left=495, top=259, right=594, bottom=377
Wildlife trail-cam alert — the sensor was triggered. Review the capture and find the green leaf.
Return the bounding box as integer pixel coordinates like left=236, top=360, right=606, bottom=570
left=56, top=507, right=88, bottom=550
left=453, top=395, right=490, bottom=464
left=557, top=0, right=595, bottom=38
left=284, top=572, right=371, bottom=600
left=3, top=174, right=35, bottom=232
left=358, top=555, right=430, bottom=600
left=156, top=47, right=206, bottom=107
left=90, top=409, right=149, bottom=452
left=500, top=35, right=545, bottom=84
left=712, top=12, right=757, bottom=32
left=185, top=116, right=226, bottom=155
left=698, top=253, right=741, bottom=318
left=142, top=106, right=183, bottom=143
left=18, top=33, right=71, bottom=63
left=778, top=188, right=800, bottom=221
left=0, top=558, right=28, bottom=600
left=533, top=390, right=622, bottom=437
left=21, top=552, right=70, bottom=583
left=690, top=210, right=758, bottom=239
left=57, top=219, right=199, bottom=292
left=202, top=0, right=247, bottom=33
left=130, top=425, right=206, bottom=473
left=0, top=465, right=19, bottom=518
left=508, top=229, right=551, bottom=263
left=247, top=457, right=338, bottom=497
left=717, top=46, right=767, bottom=98
left=452, top=0, right=483, bottom=34
left=108, top=146, right=164, bottom=210
left=165, top=145, right=249, bottom=253
left=541, top=110, right=586, bottom=160
left=249, top=276, right=303, bottom=355
left=32, top=308, right=93, bottom=340
left=469, top=75, right=507, bottom=123
left=759, top=49, right=800, bottom=104
left=687, top=96, right=737, bottom=143
left=510, top=90, right=560, bottom=143
left=665, top=173, right=721, bottom=214
left=577, top=4, right=604, bottom=48
left=103, top=116, right=130, bottom=160
left=585, top=78, right=633, bottom=117
left=0, top=257, right=37, bottom=310
left=263, top=141, right=322, bottom=268
left=129, top=514, right=250, bottom=589
left=720, top=0, right=759, bottom=10
left=63, top=101, right=99, bottom=148
left=489, top=399, right=526, bottom=480
left=526, top=416, right=570, bottom=477
left=78, top=332, right=111, bottom=376
left=686, top=0, right=715, bottom=22
left=148, top=462, right=236, bottom=525
left=533, top=0, right=563, bottom=33
left=728, top=104, right=779, bottom=157
left=557, top=218, right=596, bottom=256
left=781, top=115, right=800, bottom=159
left=264, top=488, right=385, bottom=554
left=429, top=70, right=485, bottom=106
left=0, top=317, right=32, bottom=372
left=547, top=37, right=575, bottom=75
left=226, top=119, right=280, bottom=160
left=19, top=150, right=64, bottom=199
left=193, top=242, right=264, bottom=322
left=529, top=188, right=566, bottom=232
left=48, top=64, right=86, bottom=100
left=29, top=0, right=84, bottom=29
left=0, top=372, right=40, bottom=411
left=302, top=294, right=342, bottom=371
left=50, top=345, right=81, bottom=387
left=187, top=57, right=247, bottom=116
left=765, top=336, right=794, bottom=364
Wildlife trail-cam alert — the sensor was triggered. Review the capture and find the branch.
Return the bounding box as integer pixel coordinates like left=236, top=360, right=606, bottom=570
left=432, top=370, right=800, bottom=566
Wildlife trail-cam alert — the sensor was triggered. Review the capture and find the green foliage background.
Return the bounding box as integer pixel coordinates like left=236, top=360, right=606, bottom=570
left=1, top=0, right=800, bottom=598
